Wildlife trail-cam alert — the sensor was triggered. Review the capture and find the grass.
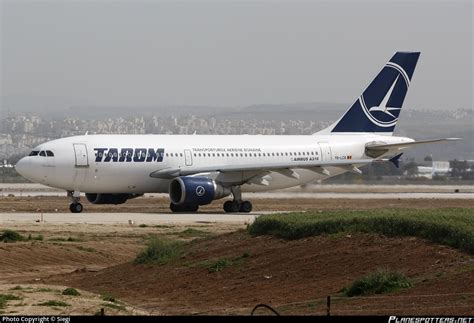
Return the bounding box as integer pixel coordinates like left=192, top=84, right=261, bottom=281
left=203, top=252, right=251, bottom=273
left=102, top=294, right=117, bottom=303
left=75, top=246, right=96, bottom=253
left=62, top=288, right=81, bottom=296
left=27, top=234, right=44, bottom=241
left=9, top=286, right=30, bottom=291
left=206, top=258, right=233, bottom=273
left=36, top=300, right=70, bottom=307
left=134, top=237, right=183, bottom=265
left=0, top=230, right=24, bottom=242
left=35, top=288, right=59, bottom=293
left=0, top=294, right=22, bottom=309
left=102, top=302, right=126, bottom=311
left=178, top=228, right=209, bottom=237
left=342, top=269, right=413, bottom=297
left=248, top=208, right=474, bottom=254
left=138, top=224, right=148, bottom=228
left=49, top=237, right=82, bottom=242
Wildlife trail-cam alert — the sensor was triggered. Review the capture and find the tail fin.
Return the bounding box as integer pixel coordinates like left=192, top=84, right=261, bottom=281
left=319, top=52, right=420, bottom=135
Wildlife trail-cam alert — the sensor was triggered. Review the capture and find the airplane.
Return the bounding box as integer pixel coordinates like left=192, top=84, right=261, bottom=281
left=15, top=51, right=459, bottom=213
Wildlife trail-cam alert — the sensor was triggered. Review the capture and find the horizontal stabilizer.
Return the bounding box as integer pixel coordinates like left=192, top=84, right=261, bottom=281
left=366, top=138, right=460, bottom=152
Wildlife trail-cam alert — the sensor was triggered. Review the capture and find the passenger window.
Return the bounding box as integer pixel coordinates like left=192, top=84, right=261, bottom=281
left=39, top=151, right=46, bottom=157
left=46, top=151, right=54, bottom=157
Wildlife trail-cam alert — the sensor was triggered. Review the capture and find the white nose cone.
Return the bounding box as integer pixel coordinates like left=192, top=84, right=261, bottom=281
left=15, top=157, right=32, bottom=180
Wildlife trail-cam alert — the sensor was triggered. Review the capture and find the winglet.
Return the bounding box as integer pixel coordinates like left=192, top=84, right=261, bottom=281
left=389, top=153, right=403, bottom=168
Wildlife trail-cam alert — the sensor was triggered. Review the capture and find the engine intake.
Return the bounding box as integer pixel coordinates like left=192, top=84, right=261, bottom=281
left=85, top=193, right=141, bottom=205
left=169, top=176, right=230, bottom=206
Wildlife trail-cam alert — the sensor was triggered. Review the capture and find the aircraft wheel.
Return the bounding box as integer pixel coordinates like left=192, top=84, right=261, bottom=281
left=240, top=201, right=252, bottom=213
left=170, top=203, right=199, bottom=212
left=186, top=204, right=199, bottom=212
left=223, top=201, right=233, bottom=213
left=170, top=203, right=180, bottom=212
left=69, top=203, right=83, bottom=213
left=224, top=200, right=241, bottom=213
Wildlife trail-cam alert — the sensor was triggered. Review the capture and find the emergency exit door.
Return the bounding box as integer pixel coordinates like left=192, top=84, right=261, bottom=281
left=184, top=149, right=193, bottom=166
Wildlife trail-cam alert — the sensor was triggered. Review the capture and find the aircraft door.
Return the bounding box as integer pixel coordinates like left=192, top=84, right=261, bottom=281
left=318, top=142, right=332, bottom=162
left=73, top=143, right=89, bottom=167
left=184, top=149, right=193, bottom=166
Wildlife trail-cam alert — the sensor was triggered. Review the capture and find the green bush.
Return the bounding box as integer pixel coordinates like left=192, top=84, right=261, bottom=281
left=248, top=209, right=474, bottom=254
left=206, top=258, right=233, bottom=273
left=343, top=269, right=412, bottom=297
left=0, top=294, right=22, bottom=309
left=134, top=237, right=183, bottom=265
left=62, top=288, right=81, bottom=296
left=203, top=253, right=251, bottom=273
left=0, top=230, right=24, bottom=242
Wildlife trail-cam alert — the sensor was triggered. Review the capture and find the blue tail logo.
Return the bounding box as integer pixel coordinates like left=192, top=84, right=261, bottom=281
left=331, top=52, right=420, bottom=133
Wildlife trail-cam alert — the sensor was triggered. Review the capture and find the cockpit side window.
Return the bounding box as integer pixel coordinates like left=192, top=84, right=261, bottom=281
left=39, top=151, right=46, bottom=157
left=29, top=151, right=40, bottom=156
left=46, top=151, right=54, bottom=157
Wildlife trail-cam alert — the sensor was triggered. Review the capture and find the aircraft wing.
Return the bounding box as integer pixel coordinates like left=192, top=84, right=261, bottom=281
left=149, top=158, right=371, bottom=181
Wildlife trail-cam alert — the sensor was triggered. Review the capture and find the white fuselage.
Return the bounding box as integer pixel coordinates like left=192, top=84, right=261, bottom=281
left=16, top=133, right=412, bottom=194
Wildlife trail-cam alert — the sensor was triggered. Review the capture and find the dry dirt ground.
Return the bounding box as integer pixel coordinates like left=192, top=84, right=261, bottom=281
left=1, top=195, right=474, bottom=213
left=1, top=197, right=474, bottom=315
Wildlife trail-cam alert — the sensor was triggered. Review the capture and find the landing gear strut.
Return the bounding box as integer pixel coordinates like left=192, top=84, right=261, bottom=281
left=223, top=186, right=252, bottom=213
left=67, top=190, right=83, bottom=213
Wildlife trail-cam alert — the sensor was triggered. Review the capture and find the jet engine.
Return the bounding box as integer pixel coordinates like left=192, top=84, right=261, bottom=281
left=169, top=176, right=231, bottom=206
left=85, top=193, right=142, bottom=205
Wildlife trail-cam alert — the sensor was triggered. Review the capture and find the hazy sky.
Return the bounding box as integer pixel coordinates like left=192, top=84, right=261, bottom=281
left=1, top=0, right=472, bottom=110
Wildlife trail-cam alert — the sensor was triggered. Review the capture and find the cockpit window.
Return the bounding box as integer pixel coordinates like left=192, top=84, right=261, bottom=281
left=39, top=151, right=46, bottom=157
left=46, top=151, right=54, bottom=157
left=29, top=151, right=39, bottom=156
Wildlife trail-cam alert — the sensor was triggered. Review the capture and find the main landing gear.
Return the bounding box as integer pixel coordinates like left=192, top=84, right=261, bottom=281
left=67, top=190, right=83, bottom=213
left=223, top=186, right=252, bottom=213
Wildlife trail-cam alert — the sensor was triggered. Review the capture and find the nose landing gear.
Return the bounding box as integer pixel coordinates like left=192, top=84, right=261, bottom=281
left=67, top=190, right=83, bottom=213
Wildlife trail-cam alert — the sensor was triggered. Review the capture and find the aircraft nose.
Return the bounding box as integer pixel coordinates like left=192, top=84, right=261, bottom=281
left=15, top=157, right=31, bottom=179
